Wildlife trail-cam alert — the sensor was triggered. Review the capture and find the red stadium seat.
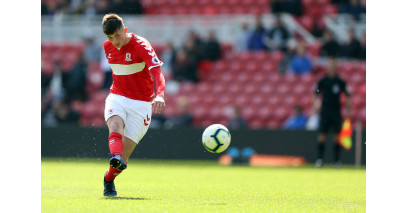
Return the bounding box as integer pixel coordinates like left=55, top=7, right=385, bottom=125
left=299, top=16, right=313, bottom=31
left=324, top=4, right=338, bottom=15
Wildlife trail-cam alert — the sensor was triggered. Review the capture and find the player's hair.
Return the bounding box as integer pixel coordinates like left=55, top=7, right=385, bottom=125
left=102, top=13, right=124, bottom=35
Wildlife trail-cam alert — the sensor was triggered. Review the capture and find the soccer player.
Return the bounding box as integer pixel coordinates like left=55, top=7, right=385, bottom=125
left=101, top=14, right=166, bottom=196
left=313, top=58, right=351, bottom=168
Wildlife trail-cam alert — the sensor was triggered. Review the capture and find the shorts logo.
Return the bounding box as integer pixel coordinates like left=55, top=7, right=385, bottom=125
left=144, top=114, right=150, bottom=126
left=125, top=53, right=132, bottom=61
left=108, top=109, right=113, bottom=114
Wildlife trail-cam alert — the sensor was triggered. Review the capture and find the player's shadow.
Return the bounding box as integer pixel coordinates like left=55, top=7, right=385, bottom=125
left=103, top=196, right=149, bottom=200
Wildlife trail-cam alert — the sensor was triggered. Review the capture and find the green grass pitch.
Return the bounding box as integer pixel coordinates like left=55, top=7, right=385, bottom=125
left=42, top=158, right=365, bottom=213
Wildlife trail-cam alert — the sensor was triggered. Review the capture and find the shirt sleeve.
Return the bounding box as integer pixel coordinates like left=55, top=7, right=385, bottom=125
left=135, top=37, right=164, bottom=71
left=341, top=80, right=350, bottom=96
left=135, top=37, right=165, bottom=96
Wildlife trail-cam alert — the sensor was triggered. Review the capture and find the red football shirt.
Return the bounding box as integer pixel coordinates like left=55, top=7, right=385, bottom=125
left=104, top=33, right=164, bottom=102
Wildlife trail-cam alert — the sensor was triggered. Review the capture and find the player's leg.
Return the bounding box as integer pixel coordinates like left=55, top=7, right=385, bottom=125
left=316, top=113, right=329, bottom=167
left=103, top=94, right=127, bottom=196
left=332, top=113, right=343, bottom=168
left=106, top=115, right=128, bottom=170
left=122, top=136, right=137, bottom=163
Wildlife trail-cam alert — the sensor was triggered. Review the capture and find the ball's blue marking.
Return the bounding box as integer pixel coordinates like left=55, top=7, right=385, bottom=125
left=209, top=128, right=229, bottom=152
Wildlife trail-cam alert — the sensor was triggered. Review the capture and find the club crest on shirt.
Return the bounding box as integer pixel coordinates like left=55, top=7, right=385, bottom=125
left=125, top=53, right=132, bottom=61
left=332, top=84, right=340, bottom=94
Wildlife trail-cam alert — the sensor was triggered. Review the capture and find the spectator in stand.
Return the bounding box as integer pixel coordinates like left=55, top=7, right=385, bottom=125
left=270, top=0, right=285, bottom=14
left=120, top=0, right=143, bottom=14
left=340, top=28, right=361, bottom=60
left=283, top=105, right=308, bottom=129
left=288, top=43, right=312, bottom=75
left=53, top=100, right=80, bottom=125
left=203, top=30, right=222, bottom=61
left=320, top=30, right=341, bottom=58
left=83, top=33, right=101, bottom=63
left=164, top=96, right=193, bottom=128
left=247, top=16, right=266, bottom=51
left=311, top=20, right=325, bottom=39
left=184, top=35, right=204, bottom=63
left=359, top=31, right=366, bottom=60
left=95, top=0, right=110, bottom=14
left=160, top=42, right=177, bottom=76
left=84, top=0, right=97, bottom=17
left=172, top=49, right=198, bottom=83
left=339, top=0, right=365, bottom=21
left=270, top=0, right=302, bottom=17
left=234, top=22, right=251, bottom=52
left=109, top=0, right=125, bottom=14
left=100, top=48, right=113, bottom=90
left=227, top=105, right=247, bottom=129
left=263, top=16, right=290, bottom=53
left=65, top=53, right=88, bottom=103
left=284, top=0, right=303, bottom=17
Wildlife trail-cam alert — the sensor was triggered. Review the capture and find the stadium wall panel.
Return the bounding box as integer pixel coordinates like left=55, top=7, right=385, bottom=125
left=41, top=127, right=366, bottom=165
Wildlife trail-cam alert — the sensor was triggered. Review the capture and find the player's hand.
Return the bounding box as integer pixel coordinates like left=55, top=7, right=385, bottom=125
left=152, top=95, right=165, bottom=114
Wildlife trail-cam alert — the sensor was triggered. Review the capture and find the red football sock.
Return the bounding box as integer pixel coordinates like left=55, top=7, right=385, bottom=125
left=105, top=166, right=122, bottom=182
left=109, top=132, right=124, bottom=155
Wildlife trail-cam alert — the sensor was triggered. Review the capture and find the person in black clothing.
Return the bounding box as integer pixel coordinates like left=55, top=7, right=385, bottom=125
left=313, top=58, right=351, bottom=168
left=264, top=16, right=290, bottom=52
left=320, top=30, right=341, bottom=57
left=227, top=105, right=247, bottom=129
left=359, top=31, right=366, bottom=60
left=172, top=49, right=198, bottom=83
left=203, top=30, right=222, bottom=61
left=340, top=28, right=361, bottom=60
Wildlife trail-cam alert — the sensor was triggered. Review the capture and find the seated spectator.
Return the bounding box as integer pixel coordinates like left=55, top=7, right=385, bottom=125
left=119, top=0, right=143, bottom=14
left=184, top=36, right=204, bottom=63
left=227, top=106, right=247, bottom=129
left=100, top=48, right=113, bottom=90
left=270, top=0, right=285, bottom=14
left=83, top=33, right=101, bottom=64
left=234, top=22, right=251, bottom=52
left=53, top=101, right=80, bottom=125
left=284, top=0, right=303, bottom=17
left=160, top=41, right=177, bottom=76
left=65, top=53, right=88, bottom=103
left=311, top=20, right=325, bottom=39
left=203, top=30, right=222, bottom=61
left=359, top=31, right=366, bottom=60
left=172, top=49, right=198, bottom=83
left=320, top=31, right=341, bottom=58
left=339, top=0, right=365, bottom=21
left=247, top=16, right=266, bottom=51
left=340, top=28, right=361, bottom=60
left=288, top=43, right=312, bottom=75
left=264, top=16, right=290, bottom=52
left=164, top=96, right=193, bottom=128
left=283, top=105, right=307, bottom=129
left=306, top=108, right=320, bottom=130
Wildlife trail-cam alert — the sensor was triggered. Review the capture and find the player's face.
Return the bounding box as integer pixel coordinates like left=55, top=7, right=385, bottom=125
left=106, top=27, right=127, bottom=48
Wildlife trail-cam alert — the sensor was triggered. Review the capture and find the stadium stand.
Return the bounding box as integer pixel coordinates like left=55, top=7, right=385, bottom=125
left=41, top=0, right=366, bottom=129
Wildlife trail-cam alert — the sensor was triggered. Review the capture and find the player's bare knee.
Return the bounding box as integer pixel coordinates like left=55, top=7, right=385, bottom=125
left=107, top=116, right=124, bottom=134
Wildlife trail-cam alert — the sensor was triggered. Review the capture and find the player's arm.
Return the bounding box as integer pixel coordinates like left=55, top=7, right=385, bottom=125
left=342, top=81, right=351, bottom=118
left=136, top=37, right=166, bottom=114
left=151, top=66, right=166, bottom=114
left=312, top=80, right=322, bottom=113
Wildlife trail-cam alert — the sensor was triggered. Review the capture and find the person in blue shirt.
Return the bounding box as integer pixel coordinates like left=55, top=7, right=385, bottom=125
left=289, top=43, right=312, bottom=75
left=283, top=105, right=308, bottom=129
